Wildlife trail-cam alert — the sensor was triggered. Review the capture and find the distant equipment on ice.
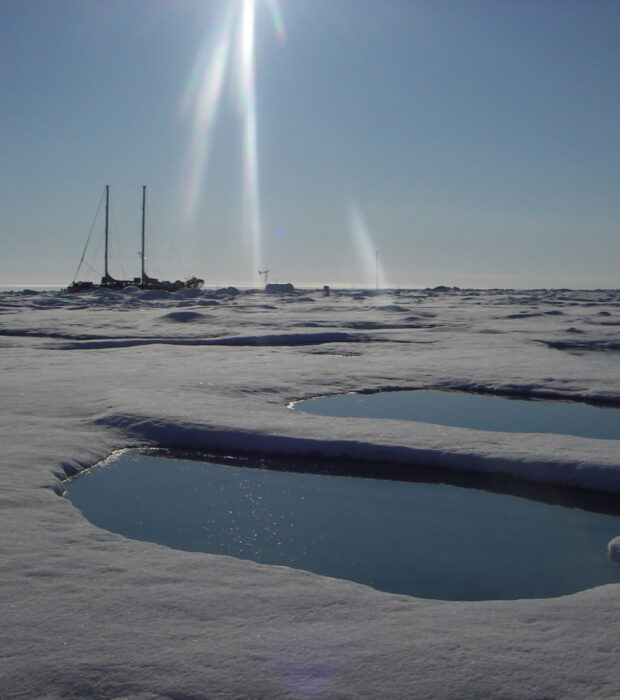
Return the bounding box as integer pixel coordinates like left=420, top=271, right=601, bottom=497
left=265, top=282, right=295, bottom=293
left=260, top=269, right=295, bottom=293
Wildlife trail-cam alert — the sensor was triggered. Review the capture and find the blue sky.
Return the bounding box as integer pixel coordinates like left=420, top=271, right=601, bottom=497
left=1, top=0, right=619, bottom=289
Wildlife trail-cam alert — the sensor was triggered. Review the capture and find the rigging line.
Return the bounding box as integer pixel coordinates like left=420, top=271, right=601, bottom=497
left=83, top=260, right=100, bottom=276
left=150, top=209, right=189, bottom=280
left=72, top=188, right=106, bottom=281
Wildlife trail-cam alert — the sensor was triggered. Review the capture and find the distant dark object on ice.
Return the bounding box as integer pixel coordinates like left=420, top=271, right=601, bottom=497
left=265, top=283, right=295, bottom=293
left=430, top=285, right=461, bottom=292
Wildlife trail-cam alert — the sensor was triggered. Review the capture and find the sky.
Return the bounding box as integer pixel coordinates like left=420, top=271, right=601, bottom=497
left=1, top=0, right=619, bottom=289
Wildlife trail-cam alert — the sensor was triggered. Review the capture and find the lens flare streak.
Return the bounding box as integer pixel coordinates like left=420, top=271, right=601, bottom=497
left=181, top=6, right=235, bottom=220
left=348, top=201, right=388, bottom=289
left=239, top=0, right=262, bottom=281
left=181, top=0, right=285, bottom=285
left=266, top=0, right=286, bottom=44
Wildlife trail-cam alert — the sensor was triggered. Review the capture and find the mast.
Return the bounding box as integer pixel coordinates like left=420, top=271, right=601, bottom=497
left=104, top=185, right=110, bottom=280
left=141, top=185, right=146, bottom=284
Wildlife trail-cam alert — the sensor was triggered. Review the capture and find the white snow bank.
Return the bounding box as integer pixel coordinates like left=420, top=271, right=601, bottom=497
left=607, top=536, right=620, bottom=565
left=94, top=412, right=620, bottom=494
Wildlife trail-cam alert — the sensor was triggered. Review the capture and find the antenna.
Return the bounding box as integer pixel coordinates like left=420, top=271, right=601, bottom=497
left=104, top=185, right=110, bottom=280
left=141, top=185, right=146, bottom=284
left=258, top=269, right=269, bottom=287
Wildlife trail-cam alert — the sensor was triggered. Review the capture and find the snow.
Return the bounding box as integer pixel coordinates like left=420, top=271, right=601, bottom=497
left=608, top=537, right=620, bottom=565
left=2, top=286, right=620, bottom=699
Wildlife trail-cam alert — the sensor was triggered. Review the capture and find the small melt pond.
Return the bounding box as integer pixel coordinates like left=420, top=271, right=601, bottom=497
left=293, top=390, right=620, bottom=440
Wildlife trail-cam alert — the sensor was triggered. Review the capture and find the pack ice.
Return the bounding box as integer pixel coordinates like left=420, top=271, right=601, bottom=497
left=2, top=285, right=620, bottom=699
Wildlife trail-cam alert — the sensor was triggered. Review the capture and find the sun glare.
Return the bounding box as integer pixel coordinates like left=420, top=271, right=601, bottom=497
left=348, top=201, right=389, bottom=289
left=181, top=0, right=285, bottom=285
left=266, top=0, right=286, bottom=44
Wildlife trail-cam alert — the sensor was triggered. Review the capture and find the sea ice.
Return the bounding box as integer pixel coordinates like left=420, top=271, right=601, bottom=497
left=2, top=286, right=620, bottom=698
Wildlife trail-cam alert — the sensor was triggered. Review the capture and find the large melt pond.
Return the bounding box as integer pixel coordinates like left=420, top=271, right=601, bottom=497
left=293, top=390, right=620, bottom=440
left=65, top=452, right=620, bottom=601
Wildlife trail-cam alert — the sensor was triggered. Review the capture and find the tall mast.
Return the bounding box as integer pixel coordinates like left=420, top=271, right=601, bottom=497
left=104, top=185, right=110, bottom=280
left=141, top=185, right=146, bottom=284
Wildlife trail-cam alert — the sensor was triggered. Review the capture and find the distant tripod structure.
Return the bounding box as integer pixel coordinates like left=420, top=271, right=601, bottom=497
left=258, top=270, right=270, bottom=288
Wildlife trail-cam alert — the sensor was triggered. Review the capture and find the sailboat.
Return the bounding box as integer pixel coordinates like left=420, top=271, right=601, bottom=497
left=68, top=185, right=204, bottom=293
left=133, top=186, right=204, bottom=292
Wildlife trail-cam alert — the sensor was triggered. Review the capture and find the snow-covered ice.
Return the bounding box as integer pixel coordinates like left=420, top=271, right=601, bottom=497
left=2, top=286, right=620, bottom=698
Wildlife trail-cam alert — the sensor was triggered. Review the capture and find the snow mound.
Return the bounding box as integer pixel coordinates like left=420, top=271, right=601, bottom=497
left=608, top=536, right=620, bottom=565
left=377, top=304, right=409, bottom=312
left=135, top=289, right=174, bottom=301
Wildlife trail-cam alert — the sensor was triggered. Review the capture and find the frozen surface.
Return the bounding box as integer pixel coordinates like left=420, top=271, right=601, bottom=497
left=2, top=286, right=620, bottom=698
